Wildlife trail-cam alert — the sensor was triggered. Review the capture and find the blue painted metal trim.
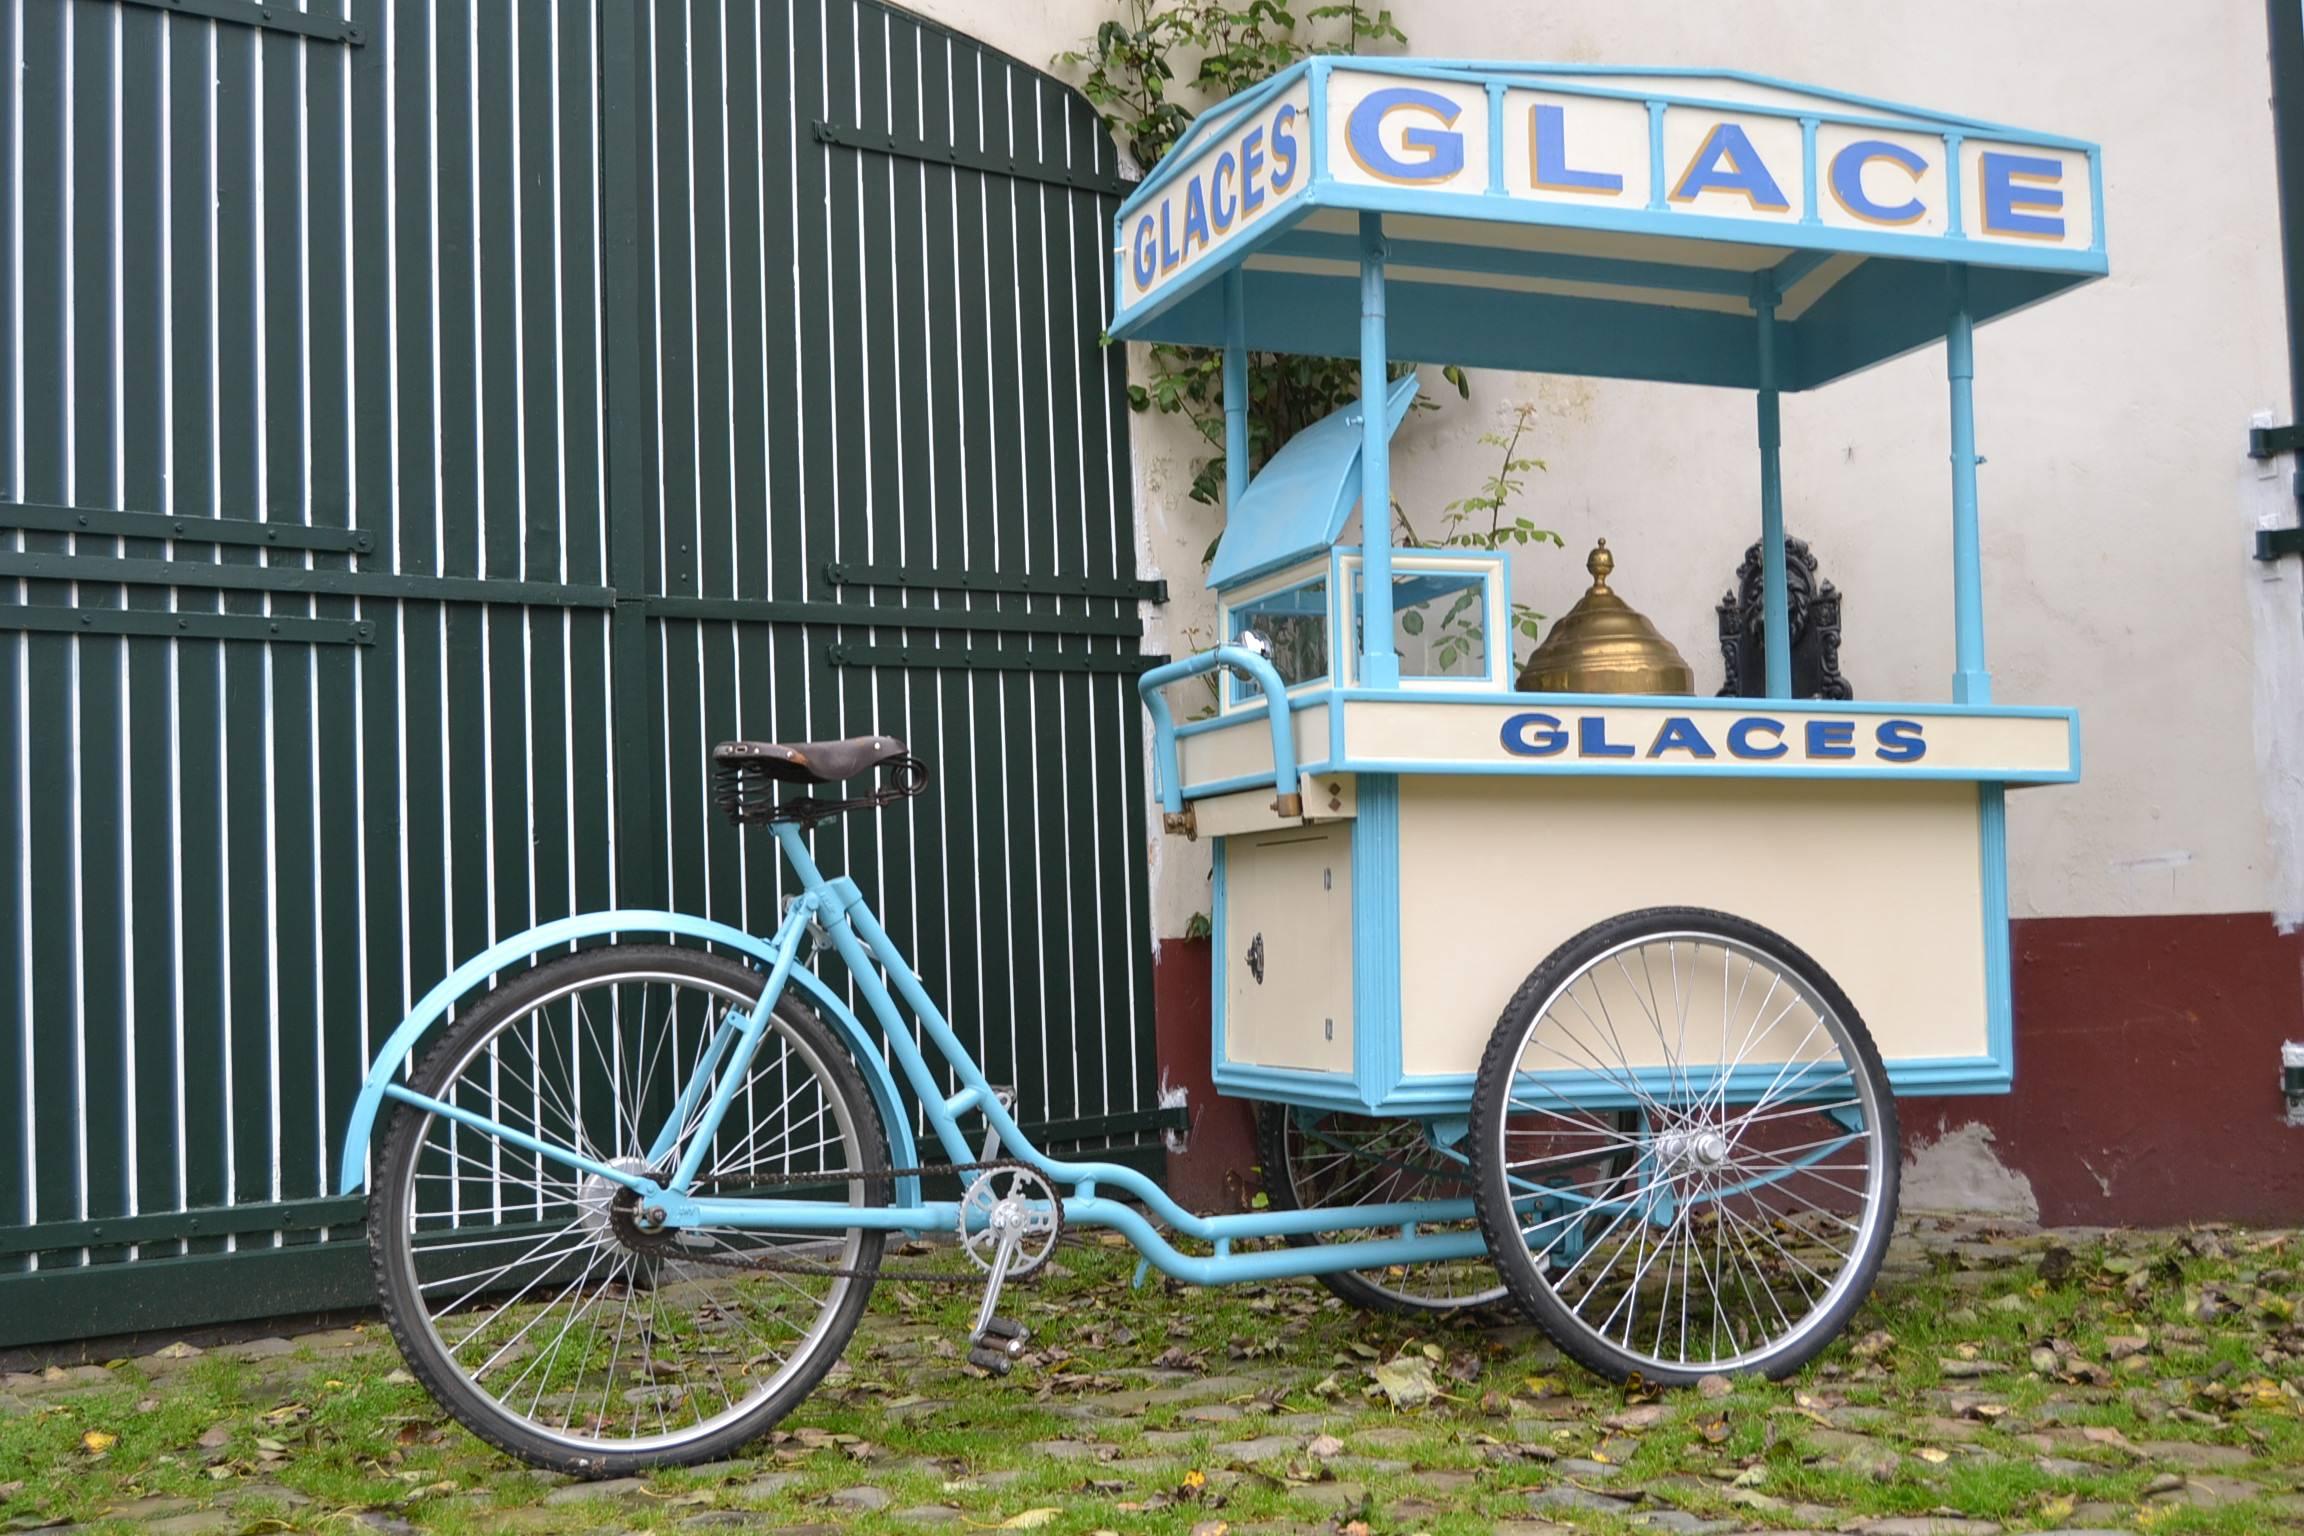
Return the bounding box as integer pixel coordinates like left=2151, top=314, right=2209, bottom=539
left=1946, top=264, right=1991, bottom=704
left=1755, top=274, right=1792, bottom=698
left=1265, top=228, right=1760, bottom=297
left=1978, top=783, right=2015, bottom=1085
left=1798, top=117, right=1820, bottom=224
left=1139, top=646, right=1301, bottom=814
left=1943, top=132, right=1967, bottom=237
left=1357, top=214, right=1400, bottom=689
left=1645, top=100, right=1667, bottom=210
left=1212, top=838, right=1230, bottom=1080
left=1217, top=1053, right=2016, bottom=1117
left=1485, top=81, right=1507, bottom=194
left=1305, top=182, right=2108, bottom=280
left=1350, top=775, right=1404, bottom=1106
left=1223, top=271, right=1249, bottom=510
left=336, top=910, right=922, bottom=1205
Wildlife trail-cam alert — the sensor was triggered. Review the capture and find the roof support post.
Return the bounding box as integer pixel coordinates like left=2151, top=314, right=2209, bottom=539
left=1223, top=270, right=1250, bottom=508
left=1358, top=213, right=1400, bottom=688
left=1754, top=274, right=1792, bottom=699
left=1946, top=263, right=1992, bottom=704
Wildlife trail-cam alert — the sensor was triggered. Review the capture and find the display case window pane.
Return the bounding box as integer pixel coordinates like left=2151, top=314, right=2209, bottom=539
left=1356, top=569, right=1491, bottom=680
left=1227, top=577, right=1329, bottom=703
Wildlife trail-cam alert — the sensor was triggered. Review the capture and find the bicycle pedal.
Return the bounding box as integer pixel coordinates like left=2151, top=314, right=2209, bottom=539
left=966, top=1345, right=1015, bottom=1375
left=977, top=1315, right=1029, bottom=1343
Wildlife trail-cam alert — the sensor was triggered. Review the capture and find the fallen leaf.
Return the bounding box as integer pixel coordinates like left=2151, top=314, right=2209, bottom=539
left=1697, top=1374, right=1732, bottom=1399
left=79, top=1430, right=116, bottom=1455
left=1915, top=1446, right=1951, bottom=1464
left=1369, top=1355, right=1439, bottom=1410
left=999, top=1511, right=1063, bottom=1531
left=1306, top=1434, right=1344, bottom=1460
left=1606, top=1404, right=1668, bottom=1431
left=1850, top=1330, right=1894, bottom=1361
left=1188, top=1523, right=1229, bottom=1536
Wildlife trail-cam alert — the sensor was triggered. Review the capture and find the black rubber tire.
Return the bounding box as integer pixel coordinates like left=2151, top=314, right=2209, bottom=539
left=1468, top=907, right=1899, bottom=1386
left=369, top=944, right=890, bottom=1475
left=1253, top=1100, right=1504, bottom=1316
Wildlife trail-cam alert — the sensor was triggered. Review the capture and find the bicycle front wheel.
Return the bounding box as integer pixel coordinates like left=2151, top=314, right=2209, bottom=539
left=370, top=944, right=890, bottom=1474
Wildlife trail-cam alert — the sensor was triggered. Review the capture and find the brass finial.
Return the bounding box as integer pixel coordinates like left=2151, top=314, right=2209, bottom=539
left=1514, top=537, right=1694, bottom=696
left=1586, top=539, right=1614, bottom=591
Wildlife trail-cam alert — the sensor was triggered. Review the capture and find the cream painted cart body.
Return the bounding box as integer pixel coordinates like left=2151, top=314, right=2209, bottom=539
left=1124, top=58, right=2101, bottom=1373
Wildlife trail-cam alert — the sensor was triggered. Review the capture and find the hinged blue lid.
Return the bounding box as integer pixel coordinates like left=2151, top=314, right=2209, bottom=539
left=1207, top=373, right=1420, bottom=591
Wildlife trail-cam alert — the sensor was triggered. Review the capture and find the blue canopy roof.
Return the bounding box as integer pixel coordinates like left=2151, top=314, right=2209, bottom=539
left=1109, top=60, right=2106, bottom=390
left=1207, top=373, right=1419, bottom=591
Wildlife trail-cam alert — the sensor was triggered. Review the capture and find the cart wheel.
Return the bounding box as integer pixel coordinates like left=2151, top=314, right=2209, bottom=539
left=1255, top=1102, right=1504, bottom=1315
left=1468, top=908, right=1898, bottom=1384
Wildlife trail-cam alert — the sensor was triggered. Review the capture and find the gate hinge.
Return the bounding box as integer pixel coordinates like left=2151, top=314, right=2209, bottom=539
left=2258, top=527, right=2304, bottom=562
left=2249, top=423, right=2304, bottom=460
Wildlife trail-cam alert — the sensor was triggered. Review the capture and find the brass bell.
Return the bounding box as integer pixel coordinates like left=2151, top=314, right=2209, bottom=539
left=1515, top=539, right=1695, bottom=695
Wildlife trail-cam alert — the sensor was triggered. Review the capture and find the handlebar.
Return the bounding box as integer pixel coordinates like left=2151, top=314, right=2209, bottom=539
left=1136, top=646, right=1302, bottom=833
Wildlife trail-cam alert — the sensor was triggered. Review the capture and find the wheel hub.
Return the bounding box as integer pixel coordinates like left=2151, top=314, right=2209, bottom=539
left=1654, top=1125, right=1733, bottom=1173
left=578, top=1157, right=676, bottom=1255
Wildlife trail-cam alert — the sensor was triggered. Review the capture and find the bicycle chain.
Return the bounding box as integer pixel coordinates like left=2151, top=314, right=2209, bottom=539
left=640, top=1158, right=1058, bottom=1284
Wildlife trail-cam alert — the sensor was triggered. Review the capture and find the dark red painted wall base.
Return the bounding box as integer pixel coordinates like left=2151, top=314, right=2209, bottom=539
left=1152, top=913, right=2304, bottom=1227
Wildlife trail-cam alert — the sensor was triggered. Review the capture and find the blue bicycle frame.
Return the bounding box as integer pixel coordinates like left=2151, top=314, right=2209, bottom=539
left=359, top=812, right=1500, bottom=1289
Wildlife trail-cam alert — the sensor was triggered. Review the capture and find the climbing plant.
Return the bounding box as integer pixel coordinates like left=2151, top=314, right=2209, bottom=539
left=1059, top=2, right=1564, bottom=671
left=1057, top=1, right=1463, bottom=516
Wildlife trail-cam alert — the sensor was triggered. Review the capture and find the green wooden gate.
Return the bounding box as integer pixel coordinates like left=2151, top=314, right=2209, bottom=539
left=0, top=0, right=1162, bottom=1347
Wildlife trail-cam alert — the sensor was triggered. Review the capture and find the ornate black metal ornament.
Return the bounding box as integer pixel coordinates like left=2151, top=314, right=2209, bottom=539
left=1717, top=536, right=1853, bottom=700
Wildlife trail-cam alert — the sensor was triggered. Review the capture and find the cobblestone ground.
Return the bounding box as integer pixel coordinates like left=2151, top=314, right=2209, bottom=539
left=4, top=1215, right=2304, bottom=1535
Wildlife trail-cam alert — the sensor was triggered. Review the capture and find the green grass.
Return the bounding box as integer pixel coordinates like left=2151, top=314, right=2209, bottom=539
left=2, top=1225, right=2300, bottom=1534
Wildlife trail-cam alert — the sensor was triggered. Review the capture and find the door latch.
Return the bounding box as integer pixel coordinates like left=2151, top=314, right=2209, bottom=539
left=1245, top=932, right=1265, bottom=985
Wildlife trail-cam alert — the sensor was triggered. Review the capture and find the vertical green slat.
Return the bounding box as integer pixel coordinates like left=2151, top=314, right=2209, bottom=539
left=648, top=6, right=701, bottom=921
left=0, top=0, right=23, bottom=1263
left=827, top=0, right=884, bottom=935
left=212, top=19, right=276, bottom=1222
left=435, top=5, right=494, bottom=987
left=0, top=0, right=16, bottom=506
left=69, top=3, right=129, bottom=1251
left=686, top=2, right=742, bottom=933
left=0, top=633, right=22, bottom=1275
left=911, top=29, right=972, bottom=1103
left=875, top=10, right=940, bottom=1064
left=792, top=0, right=845, bottom=907
left=556, top=0, right=605, bottom=592
left=476, top=2, right=521, bottom=583
left=982, top=53, right=1045, bottom=1118
left=718, top=0, right=773, bottom=934
left=939, top=36, right=998, bottom=1084
left=752, top=0, right=806, bottom=928
left=599, top=0, right=659, bottom=909
left=304, top=22, right=361, bottom=1202
left=348, top=1, right=409, bottom=1201
left=515, top=4, right=563, bottom=587
left=262, top=30, right=320, bottom=1222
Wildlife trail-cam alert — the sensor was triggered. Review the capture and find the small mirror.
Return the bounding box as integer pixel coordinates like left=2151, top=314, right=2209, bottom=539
left=1237, top=627, right=1273, bottom=659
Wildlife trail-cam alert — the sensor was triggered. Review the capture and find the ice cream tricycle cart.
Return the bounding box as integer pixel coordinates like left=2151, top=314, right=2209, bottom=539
left=338, top=59, right=2102, bottom=1473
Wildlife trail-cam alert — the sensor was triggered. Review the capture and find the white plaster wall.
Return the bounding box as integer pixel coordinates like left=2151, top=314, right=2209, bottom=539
left=912, top=0, right=2303, bottom=931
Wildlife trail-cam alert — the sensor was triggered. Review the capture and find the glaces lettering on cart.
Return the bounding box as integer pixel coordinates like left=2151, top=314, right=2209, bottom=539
left=1499, top=712, right=1927, bottom=763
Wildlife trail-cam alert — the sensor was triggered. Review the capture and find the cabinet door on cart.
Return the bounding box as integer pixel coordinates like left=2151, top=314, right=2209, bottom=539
left=1224, top=824, right=1354, bottom=1073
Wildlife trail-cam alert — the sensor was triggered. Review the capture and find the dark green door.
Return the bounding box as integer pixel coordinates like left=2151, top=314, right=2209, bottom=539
left=0, top=0, right=1159, bottom=1347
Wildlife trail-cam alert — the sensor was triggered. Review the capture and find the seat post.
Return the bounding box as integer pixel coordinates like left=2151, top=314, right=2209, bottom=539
left=771, top=821, right=832, bottom=893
